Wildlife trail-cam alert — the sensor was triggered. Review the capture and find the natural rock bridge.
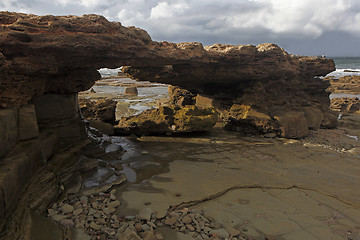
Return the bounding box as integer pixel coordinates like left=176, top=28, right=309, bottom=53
left=0, top=12, right=344, bottom=240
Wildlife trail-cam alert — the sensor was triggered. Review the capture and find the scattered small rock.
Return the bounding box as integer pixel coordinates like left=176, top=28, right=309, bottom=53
left=141, top=224, right=151, bottom=231
left=73, top=208, right=83, bottom=216
left=225, top=226, right=241, bottom=237
left=90, top=222, right=101, bottom=231
left=110, top=194, right=117, bottom=200
left=48, top=194, right=230, bottom=240
left=165, top=217, right=177, bottom=226
left=47, top=209, right=57, bottom=216
left=182, top=215, right=192, bottom=224
left=79, top=195, right=88, bottom=204
left=155, top=210, right=167, bottom=219
left=141, top=230, right=156, bottom=240
left=104, top=227, right=116, bottom=236
left=61, top=204, right=74, bottom=214
left=138, top=207, right=153, bottom=221
left=107, top=200, right=120, bottom=208
left=51, top=214, right=67, bottom=222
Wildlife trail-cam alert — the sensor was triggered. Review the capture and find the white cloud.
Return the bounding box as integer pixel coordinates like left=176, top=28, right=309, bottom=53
left=247, top=0, right=356, bottom=37
left=150, top=1, right=188, bottom=19
left=56, top=0, right=76, bottom=6
left=1, top=0, right=360, bottom=55
left=80, top=0, right=101, bottom=8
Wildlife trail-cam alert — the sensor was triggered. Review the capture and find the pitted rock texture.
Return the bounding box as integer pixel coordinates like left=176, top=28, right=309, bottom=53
left=0, top=12, right=334, bottom=110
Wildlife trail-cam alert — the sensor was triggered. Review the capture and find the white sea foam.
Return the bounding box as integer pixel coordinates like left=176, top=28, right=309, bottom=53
left=325, top=69, right=360, bottom=79
left=97, top=67, right=123, bottom=77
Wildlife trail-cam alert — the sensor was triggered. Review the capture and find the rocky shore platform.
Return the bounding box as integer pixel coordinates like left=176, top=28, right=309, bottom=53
left=39, top=116, right=360, bottom=240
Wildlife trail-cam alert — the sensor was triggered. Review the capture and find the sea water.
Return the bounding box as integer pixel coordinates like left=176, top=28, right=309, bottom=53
left=332, top=57, right=360, bottom=70
left=326, top=57, right=360, bottom=99
left=95, top=67, right=169, bottom=116
left=327, top=57, right=360, bottom=78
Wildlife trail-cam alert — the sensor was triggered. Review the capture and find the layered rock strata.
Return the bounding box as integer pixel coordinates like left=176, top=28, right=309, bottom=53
left=0, top=93, right=88, bottom=234
left=1, top=12, right=334, bottom=111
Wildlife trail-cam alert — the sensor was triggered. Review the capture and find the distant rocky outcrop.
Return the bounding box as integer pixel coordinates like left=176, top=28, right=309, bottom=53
left=331, top=97, right=360, bottom=114
left=326, top=75, right=360, bottom=94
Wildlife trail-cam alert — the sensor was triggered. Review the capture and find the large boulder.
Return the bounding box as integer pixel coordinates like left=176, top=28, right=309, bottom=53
left=275, top=112, right=309, bottom=138
left=321, top=111, right=338, bottom=129
left=172, top=106, right=219, bottom=132
left=115, top=106, right=218, bottom=135
left=79, top=99, right=117, bottom=123
left=224, top=104, right=278, bottom=134
left=168, top=86, right=196, bottom=106
left=302, top=107, right=323, bottom=130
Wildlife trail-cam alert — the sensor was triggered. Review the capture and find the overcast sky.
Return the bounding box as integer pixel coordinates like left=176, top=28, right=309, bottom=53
left=2, top=0, right=360, bottom=56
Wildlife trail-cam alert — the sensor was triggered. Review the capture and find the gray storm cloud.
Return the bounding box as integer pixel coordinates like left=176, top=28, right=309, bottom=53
left=1, top=0, right=360, bottom=56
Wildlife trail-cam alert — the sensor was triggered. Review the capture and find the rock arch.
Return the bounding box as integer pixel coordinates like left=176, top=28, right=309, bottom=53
left=0, top=12, right=336, bottom=227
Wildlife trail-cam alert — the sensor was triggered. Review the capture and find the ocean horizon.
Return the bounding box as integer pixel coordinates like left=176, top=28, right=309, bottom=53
left=331, top=57, right=360, bottom=70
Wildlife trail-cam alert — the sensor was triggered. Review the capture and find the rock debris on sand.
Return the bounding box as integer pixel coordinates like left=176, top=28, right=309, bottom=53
left=48, top=195, right=247, bottom=239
